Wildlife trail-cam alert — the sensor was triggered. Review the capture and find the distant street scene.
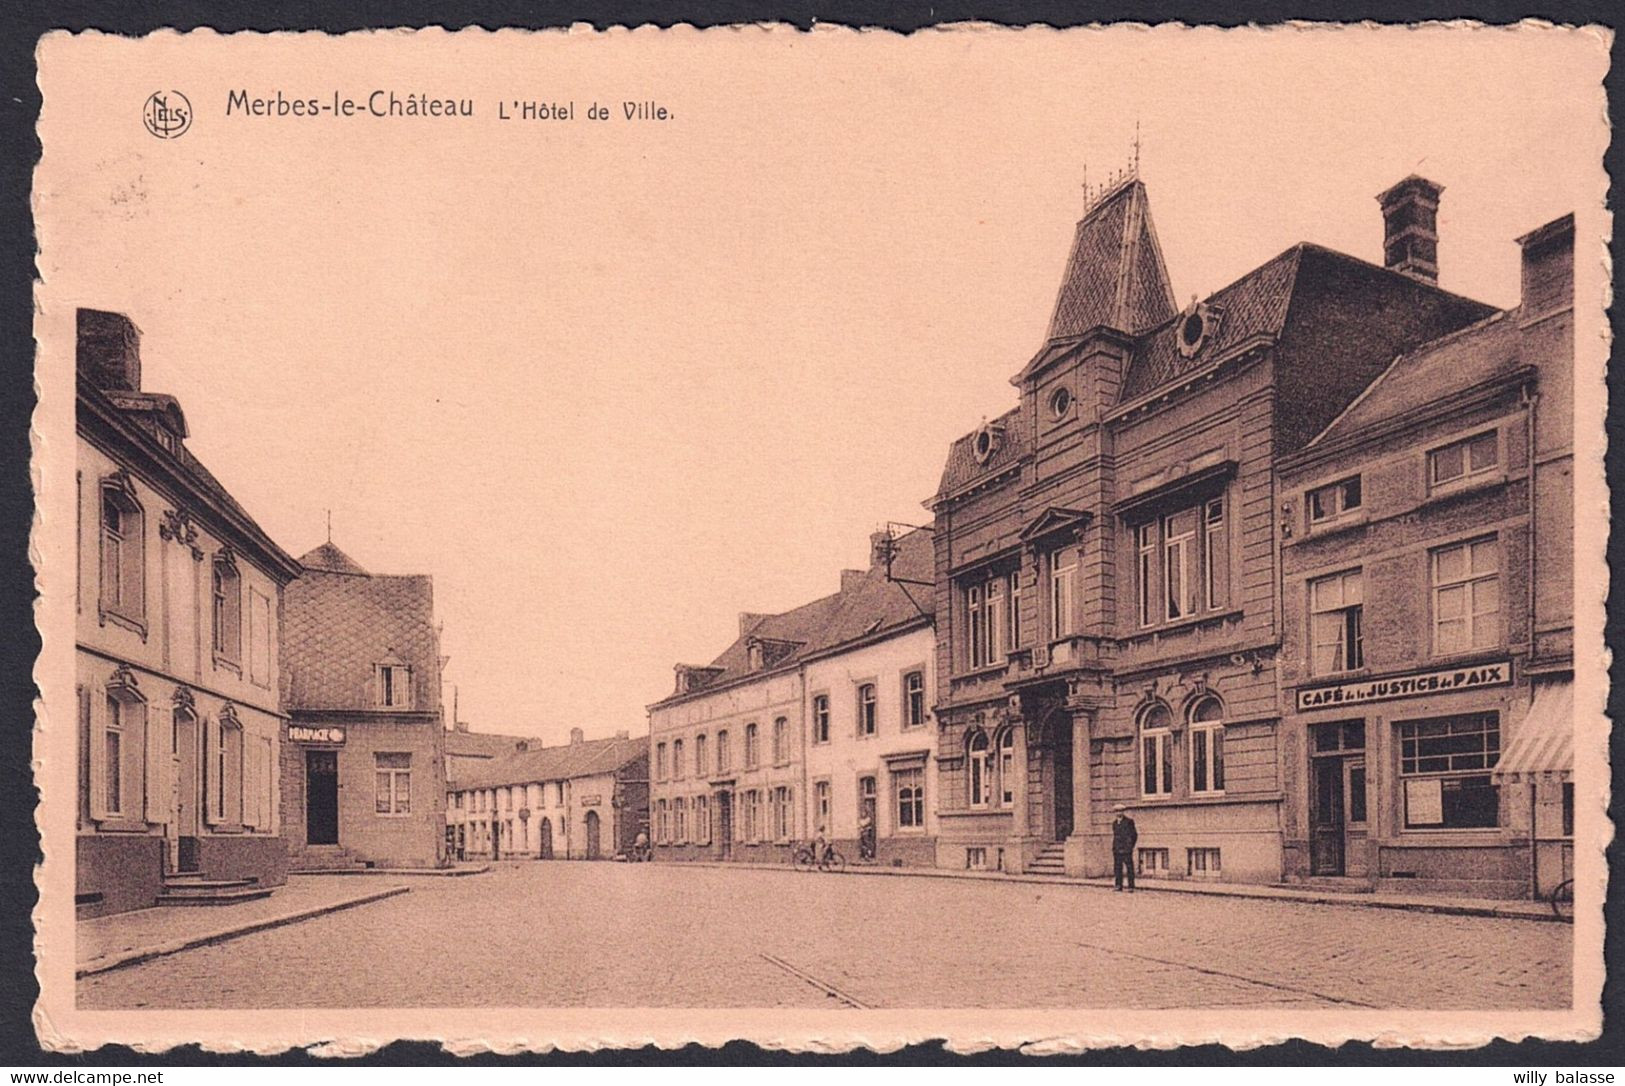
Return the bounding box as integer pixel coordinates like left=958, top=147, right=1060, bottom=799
left=78, top=864, right=1572, bottom=1010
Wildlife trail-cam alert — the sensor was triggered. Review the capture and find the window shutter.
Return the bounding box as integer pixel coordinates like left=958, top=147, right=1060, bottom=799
left=88, top=689, right=108, bottom=821
left=243, top=739, right=260, bottom=829
left=204, top=714, right=223, bottom=824
left=144, top=702, right=167, bottom=824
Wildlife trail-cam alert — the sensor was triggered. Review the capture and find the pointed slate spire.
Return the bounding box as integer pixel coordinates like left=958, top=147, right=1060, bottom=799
left=298, top=540, right=369, bottom=576
left=1045, top=179, right=1177, bottom=342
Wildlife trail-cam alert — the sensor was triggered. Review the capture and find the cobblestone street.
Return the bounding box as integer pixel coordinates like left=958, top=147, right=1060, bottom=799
left=77, top=862, right=1573, bottom=1010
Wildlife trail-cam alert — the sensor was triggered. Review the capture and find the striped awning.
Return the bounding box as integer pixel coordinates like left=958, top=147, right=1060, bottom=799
left=1494, top=680, right=1574, bottom=781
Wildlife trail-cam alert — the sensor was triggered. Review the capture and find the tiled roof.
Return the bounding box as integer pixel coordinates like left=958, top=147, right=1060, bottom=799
left=281, top=548, right=440, bottom=712
left=452, top=735, right=647, bottom=791
left=1311, top=311, right=1521, bottom=447
left=446, top=729, right=534, bottom=759
left=1121, top=245, right=1304, bottom=402
left=935, top=405, right=1027, bottom=499
left=300, top=542, right=370, bottom=575
left=653, top=529, right=936, bottom=708
left=1045, top=180, right=1176, bottom=342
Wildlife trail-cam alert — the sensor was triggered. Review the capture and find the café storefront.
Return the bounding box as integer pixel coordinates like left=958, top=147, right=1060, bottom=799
left=1286, top=658, right=1534, bottom=899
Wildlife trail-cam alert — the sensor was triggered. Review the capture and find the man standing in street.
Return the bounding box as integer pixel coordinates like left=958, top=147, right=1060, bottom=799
left=1111, top=803, right=1138, bottom=891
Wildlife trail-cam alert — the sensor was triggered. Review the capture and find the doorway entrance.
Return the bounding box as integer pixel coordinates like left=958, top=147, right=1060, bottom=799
left=717, top=791, right=733, bottom=859
left=585, top=810, right=602, bottom=859
left=1051, top=718, right=1074, bottom=842
left=1309, top=720, right=1367, bottom=877
left=539, top=817, right=554, bottom=859
left=305, top=749, right=339, bottom=845
left=857, top=775, right=877, bottom=860
left=169, top=707, right=200, bottom=873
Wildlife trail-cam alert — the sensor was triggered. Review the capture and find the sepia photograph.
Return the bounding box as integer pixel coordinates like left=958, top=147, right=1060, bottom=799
left=27, top=21, right=1610, bottom=1055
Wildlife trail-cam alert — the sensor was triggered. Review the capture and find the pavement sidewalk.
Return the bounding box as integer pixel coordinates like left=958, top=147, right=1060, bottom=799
left=77, top=875, right=412, bottom=978
left=667, top=859, right=1562, bottom=922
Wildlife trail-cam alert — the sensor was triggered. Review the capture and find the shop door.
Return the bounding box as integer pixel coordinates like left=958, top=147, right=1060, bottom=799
left=717, top=792, right=732, bottom=859
left=585, top=810, right=602, bottom=859
left=305, top=750, right=339, bottom=845
left=1310, top=758, right=1345, bottom=875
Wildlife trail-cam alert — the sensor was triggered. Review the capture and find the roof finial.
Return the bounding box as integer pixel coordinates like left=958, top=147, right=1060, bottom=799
left=326, top=508, right=332, bottom=544
left=1132, top=118, right=1141, bottom=175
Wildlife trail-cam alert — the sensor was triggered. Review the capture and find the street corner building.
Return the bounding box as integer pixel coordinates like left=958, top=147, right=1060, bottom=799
left=445, top=730, right=648, bottom=861
left=76, top=309, right=301, bottom=917
left=1277, top=209, right=1575, bottom=898
left=926, top=172, right=1572, bottom=893
left=648, top=528, right=938, bottom=867
left=279, top=541, right=448, bottom=871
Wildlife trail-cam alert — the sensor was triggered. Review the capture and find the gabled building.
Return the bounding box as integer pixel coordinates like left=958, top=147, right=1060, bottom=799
left=446, top=730, right=648, bottom=861
left=927, top=174, right=1495, bottom=882
left=279, top=541, right=447, bottom=871
left=1277, top=212, right=1574, bottom=898
left=76, top=309, right=302, bottom=916
left=649, top=529, right=937, bottom=864
left=445, top=724, right=533, bottom=789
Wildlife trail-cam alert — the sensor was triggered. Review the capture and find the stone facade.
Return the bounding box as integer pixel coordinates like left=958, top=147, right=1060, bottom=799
left=75, top=308, right=300, bottom=916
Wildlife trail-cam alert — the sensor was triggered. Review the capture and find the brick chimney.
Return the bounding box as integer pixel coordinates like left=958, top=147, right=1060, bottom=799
left=1516, top=213, right=1574, bottom=320
left=569, top=727, right=585, bottom=745
left=840, top=569, right=866, bottom=592
left=76, top=308, right=142, bottom=391
left=615, top=729, right=630, bottom=740
left=1376, top=176, right=1443, bottom=284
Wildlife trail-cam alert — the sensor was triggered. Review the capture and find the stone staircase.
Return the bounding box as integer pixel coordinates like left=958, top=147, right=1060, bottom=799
left=289, top=845, right=370, bottom=873
left=156, top=873, right=274, bottom=907
left=1027, top=843, right=1068, bottom=876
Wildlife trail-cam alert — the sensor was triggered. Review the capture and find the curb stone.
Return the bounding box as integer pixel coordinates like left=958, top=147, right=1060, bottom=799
left=77, top=884, right=412, bottom=979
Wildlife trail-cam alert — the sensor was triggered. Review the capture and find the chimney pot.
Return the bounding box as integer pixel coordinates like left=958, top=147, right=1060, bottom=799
left=570, top=727, right=585, bottom=745
left=1376, top=176, right=1443, bottom=285
left=76, top=308, right=142, bottom=391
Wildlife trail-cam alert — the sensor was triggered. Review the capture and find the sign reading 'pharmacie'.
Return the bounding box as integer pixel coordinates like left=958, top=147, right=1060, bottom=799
left=288, top=725, right=346, bottom=745
left=1296, top=660, right=1512, bottom=712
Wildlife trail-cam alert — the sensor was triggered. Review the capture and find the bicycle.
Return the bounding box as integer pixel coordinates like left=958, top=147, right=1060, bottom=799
left=1549, top=877, right=1573, bottom=920
left=791, top=839, right=847, bottom=873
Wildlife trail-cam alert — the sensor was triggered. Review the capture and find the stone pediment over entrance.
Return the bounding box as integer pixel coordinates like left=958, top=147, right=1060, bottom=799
left=1018, top=506, right=1092, bottom=544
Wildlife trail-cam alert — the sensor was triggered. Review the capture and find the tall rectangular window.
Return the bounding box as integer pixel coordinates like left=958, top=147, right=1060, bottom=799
left=1007, top=571, right=1023, bottom=650
left=211, top=558, right=241, bottom=660
left=772, top=785, right=792, bottom=840
left=894, top=766, right=925, bottom=829
left=964, top=571, right=1010, bottom=669
left=673, top=739, right=685, bottom=780
left=903, top=671, right=926, bottom=728
left=1135, top=497, right=1229, bottom=627
left=1310, top=569, right=1365, bottom=674
left=249, top=588, right=272, bottom=686
left=694, top=734, right=707, bottom=777
left=1432, top=537, right=1500, bottom=654
left=1050, top=547, right=1077, bottom=640
left=812, top=695, right=830, bottom=743
left=1203, top=498, right=1228, bottom=610
left=378, top=665, right=412, bottom=709
left=375, top=752, right=411, bottom=815
left=967, top=582, right=986, bottom=668
left=716, top=730, right=729, bottom=773
left=655, top=741, right=667, bottom=781
left=1136, top=522, right=1157, bottom=627
left=772, top=717, right=789, bottom=763
left=1163, top=508, right=1196, bottom=621
left=104, top=696, right=124, bottom=816
left=673, top=797, right=687, bottom=843
left=814, top=780, right=831, bottom=833
left=744, top=724, right=759, bottom=769
left=857, top=685, right=877, bottom=736
left=100, top=487, right=145, bottom=622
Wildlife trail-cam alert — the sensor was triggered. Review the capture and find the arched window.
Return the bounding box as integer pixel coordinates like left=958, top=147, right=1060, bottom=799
left=694, top=734, right=707, bottom=777
left=99, top=476, right=145, bottom=625
left=998, top=728, right=1016, bottom=806
left=1139, top=703, right=1174, bottom=797
left=744, top=723, right=759, bottom=769
left=1189, top=695, right=1225, bottom=795
left=673, top=738, right=685, bottom=780
left=967, top=730, right=991, bottom=808
left=857, top=685, right=878, bottom=736
left=211, top=551, right=241, bottom=663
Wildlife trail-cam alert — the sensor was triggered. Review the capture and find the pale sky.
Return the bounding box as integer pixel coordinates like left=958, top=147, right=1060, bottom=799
left=38, top=25, right=1607, bottom=744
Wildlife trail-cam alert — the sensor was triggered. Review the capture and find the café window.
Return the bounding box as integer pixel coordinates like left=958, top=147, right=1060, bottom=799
left=1429, top=431, right=1498, bottom=489
left=1134, top=496, right=1229, bottom=626
left=1398, top=713, right=1500, bottom=830
left=1308, top=476, right=1362, bottom=525
left=1310, top=569, right=1365, bottom=675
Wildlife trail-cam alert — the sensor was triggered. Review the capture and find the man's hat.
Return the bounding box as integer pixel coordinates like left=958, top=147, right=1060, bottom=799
left=1112, top=803, right=1128, bottom=812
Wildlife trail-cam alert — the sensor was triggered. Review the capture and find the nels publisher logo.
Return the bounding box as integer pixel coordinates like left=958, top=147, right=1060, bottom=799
left=142, top=90, right=192, bottom=139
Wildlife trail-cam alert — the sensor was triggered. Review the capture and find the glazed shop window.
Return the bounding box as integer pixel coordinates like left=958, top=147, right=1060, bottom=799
left=1135, top=498, right=1228, bottom=626
left=1139, top=703, right=1174, bottom=797
left=1308, top=476, right=1362, bottom=524
left=1310, top=569, right=1365, bottom=674
left=894, top=765, right=925, bottom=829
left=903, top=671, right=926, bottom=728
left=374, top=752, right=412, bottom=816
left=1399, top=713, right=1501, bottom=830
left=1431, top=537, right=1500, bottom=654
left=1188, top=696, right=1225, bottom=795
left=1429, top=431, right=1498, bottom=488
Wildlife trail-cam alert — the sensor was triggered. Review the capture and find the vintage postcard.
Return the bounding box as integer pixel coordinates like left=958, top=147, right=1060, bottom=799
left=31, top=23, right=1610, bottom=1054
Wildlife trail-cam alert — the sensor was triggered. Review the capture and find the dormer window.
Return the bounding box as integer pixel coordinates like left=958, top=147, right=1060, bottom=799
left=1048, top=386, right=1073, bottom=420
left=972, top=421, right=1004, bottom=465
left=1176, top=300, right=1221, bottom=359
left=377, top=661, right=413, bottom=709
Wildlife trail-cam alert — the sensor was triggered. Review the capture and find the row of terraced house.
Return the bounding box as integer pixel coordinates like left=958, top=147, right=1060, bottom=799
left=648, top=175, right=1575, bottom=900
